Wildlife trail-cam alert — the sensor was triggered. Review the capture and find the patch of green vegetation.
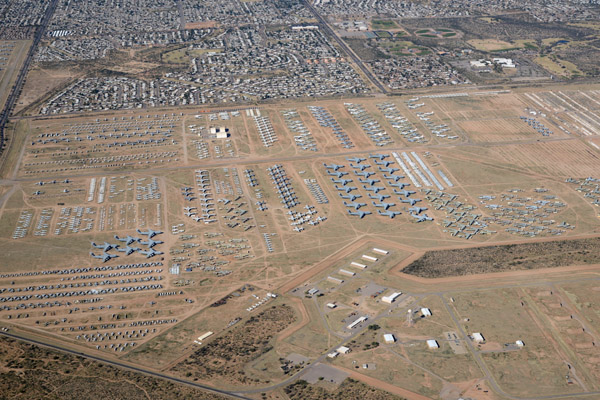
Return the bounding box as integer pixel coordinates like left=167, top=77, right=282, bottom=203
left=442, top=32, right=456, bottom=37
left=371, top=20, right=398, bottom=30
left=420, top=34, right=437, bottom=38
left=524, top=42, right=537, bottom=50
left=375, top=31, right=392, bottom=39
left=416, top=29, right=430, bottom=34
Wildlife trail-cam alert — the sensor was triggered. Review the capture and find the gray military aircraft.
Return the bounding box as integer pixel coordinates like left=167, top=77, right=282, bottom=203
left=369, top=154, right=388, bottom=160
left=368, top=193, right=390, bottom=201
left=90, top=252, right=119, bottom=262
left=408, top=206, right=428, bottom=214
left=139, top=238, right=164, bottom=248
left=91, top=242, right=117, bottom=252
left=137, top=228, right=163, bottom=238
left=347, top=210, right=371, bottom=218
left=411, top=213, right=433, bottom=222
left=323, top=163, right=344, bottom=171
left=339, top=194, right=362, bottom=201
left=372, top=201, right=396, bottom=210
left=401, top=198, right=421, bottom=206
left=394, top=189, right=416, bottom=197
left=117, top=245, right=141, bottom=255
left=347, top=157, right=366, bottom=163
left=344, top=201, right=367, bottom=210
left=139, top=249, right=164, bottom=258
left=378, top=210, right=402, bottom=219
left=114, top=235, right=139, bottom=245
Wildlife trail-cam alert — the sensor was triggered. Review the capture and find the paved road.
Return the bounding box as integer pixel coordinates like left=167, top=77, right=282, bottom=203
left=0, top=0, right=59, bottom=151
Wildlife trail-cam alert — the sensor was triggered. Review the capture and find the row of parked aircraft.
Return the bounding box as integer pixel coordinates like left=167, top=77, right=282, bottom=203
left=325, top=154, right=435, bottom=222
left=90, top=229, right=164, bottom=262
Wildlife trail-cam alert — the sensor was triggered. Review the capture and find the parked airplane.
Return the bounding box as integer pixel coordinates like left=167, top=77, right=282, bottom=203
left=336, top=185, right=358, bottom=193
left=359, top=178, right=380, bottom=186
left=379, top=167, right=399, bottom=173
left=368, top=193, right=390, bottom=201
left=369, top=154, right=388, bottom=160
left=394, top=189, right=416, bottom=197
left=136, top=228, right=163, bottom=238
left=91, top=242, right=117, bottom=252
left=183, top=206, right=197, bottom=212
left=389, top=182, right=410, bottom=189
left=139, top=249, right=164, bottom=258
left=411, top=213, right=433, bottom=222
left=350, top=163, right=370, bottom=171
left=339, top=194, right=361, bottom=201
left=401, top=198, right=421, bottom=206
left=331, top=178, right=352, bottom=186
left=344, top=201, right=367, bottom=210
left=116, top=245, right=141, bottom=255
left=184, top=211, right=197, bottom=217
left=374, top=160, right=393, bottom=167
left=139, top=238, right=164, bottom=248
left=90, top=252, right=119, bottom=262
left=323, top=163, right=344, bottom=171
left=354, top=171, right=375, bottom=178
left=114, top=235, right=139, bottom=245
left=346, top=157, right=366, bottom=163
left=378, top=210, right=402, bottom=219
left=327, top=171, right=348, bottom=178
left=347, top=209, right=371, bottom=218
left=383, top=174, right=403, bottom=182
left=408, top=206, right=428, bottom=214
left=447, top=228, right=460, bottom=236
left=372, top=201, right=396, bottom=210
left=363, top=185, right=385, bottom=193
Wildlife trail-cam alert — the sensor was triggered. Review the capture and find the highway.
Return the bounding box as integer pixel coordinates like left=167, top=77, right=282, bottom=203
left=301, top=0, right=388, bottom=94
left=0, top=0, right=59, bottom=152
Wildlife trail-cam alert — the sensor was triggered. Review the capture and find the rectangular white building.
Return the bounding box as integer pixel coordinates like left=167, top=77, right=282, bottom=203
left=337, top=346, right=350, bottom=354
left=347, top=316, right=368, bottom=329
left=362, top=255, right=378, bottom=262
left=382, top=292, right=402, bottom=304
left=472, top=332, right=485, bottom=343
left=427, top=339, right=439, bottom=349
left=197, top=331, right=213, bottom=342
left=421, top=308, right=432, bottom=317
left=350, top=261, right=367, bottom=269
left=383, top=334, right=396, bottom=344
left=373, top=248, right=389, bottom=255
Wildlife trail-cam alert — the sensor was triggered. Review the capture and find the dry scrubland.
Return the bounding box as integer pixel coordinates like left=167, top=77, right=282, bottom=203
left=0, top=337, right=228, bottom=400
left=403, top=238, right=600, bottom=277
left=171, top=304, right=296, bottom=385
left=284, top=378, right=406, bottom=400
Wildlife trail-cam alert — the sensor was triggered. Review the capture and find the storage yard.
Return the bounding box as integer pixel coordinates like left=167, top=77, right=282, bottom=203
left=2, top=88, right=600, bottom=399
